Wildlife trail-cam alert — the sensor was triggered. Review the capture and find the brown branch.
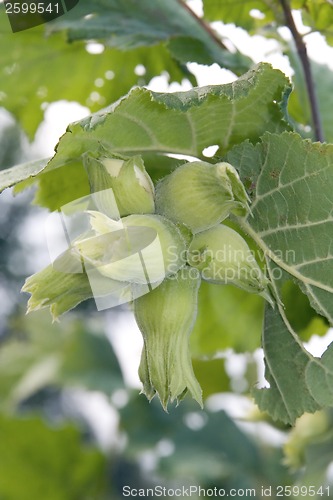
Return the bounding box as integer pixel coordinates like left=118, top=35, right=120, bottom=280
left=177, top=0, right=229, bottom=52
left=280, top=0, right=324, bottom=142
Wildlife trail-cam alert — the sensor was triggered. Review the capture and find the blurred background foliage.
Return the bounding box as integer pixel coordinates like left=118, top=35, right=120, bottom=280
left=1, top=0, right=333, bottom=498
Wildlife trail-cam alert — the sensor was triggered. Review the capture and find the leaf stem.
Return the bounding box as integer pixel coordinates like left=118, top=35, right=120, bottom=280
left=279, top=0, right=324, bottom=142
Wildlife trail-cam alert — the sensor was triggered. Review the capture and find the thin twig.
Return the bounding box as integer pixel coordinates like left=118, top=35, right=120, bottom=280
left=279, top=0, right=324, bottom=142
left=177, top=0, right=229, bottom=52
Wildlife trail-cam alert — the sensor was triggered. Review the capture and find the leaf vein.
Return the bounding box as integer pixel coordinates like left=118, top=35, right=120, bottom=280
left=116, top=110, right=159, bottom=146
left=251, top=164, right=332, bottom=210
left=257, top=219, right=333, bottom=238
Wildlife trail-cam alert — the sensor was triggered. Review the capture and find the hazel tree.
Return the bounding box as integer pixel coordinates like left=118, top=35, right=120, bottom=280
left=1, top=0, right=333, bottom=425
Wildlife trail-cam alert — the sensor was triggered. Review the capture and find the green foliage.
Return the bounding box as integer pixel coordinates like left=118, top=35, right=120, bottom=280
left=284, top=410, right=333, bottom=487
left=0, top=5, right=189, bottom=138
left=226, top=133, right=333, bottom=423
left=120, top=395, right=291, bottom=491
left=281, top=280, right=328, bottom=341
left=192, top=357, right=231, bottom=396
left=253, top=300, right=321, bottom=424
left=7, top=63, right=290, bottom=210
left=252, top=264, right=331, bottom=425
left=299, top=0, right=333, bottom=45
left=289, top=54, right=333, bottom=141
left=203, top=0, right=333, bottom=45
left=0, top=158, right=48, bottom=193
left=191, top=282, right=264, bottom=355
left=0, top=311, right=124, bottom=409
left=46, top=0, right=252, bottom=72
left=5, top=66, right=332, bottom=424
left=1, top=0, right=333, bottom=493
left=47, top=62, right=288, bottom=160
left=0, top=415, right=106, bottom=500
left=235, top=133, right=333, bottom=326
left=203, top=0, right=280, bottom=30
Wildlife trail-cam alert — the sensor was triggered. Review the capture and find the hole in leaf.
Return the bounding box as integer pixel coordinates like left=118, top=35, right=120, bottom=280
left=166, top=153, right=200, bottom=162
left=202, top=145, right=219, bottom=158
